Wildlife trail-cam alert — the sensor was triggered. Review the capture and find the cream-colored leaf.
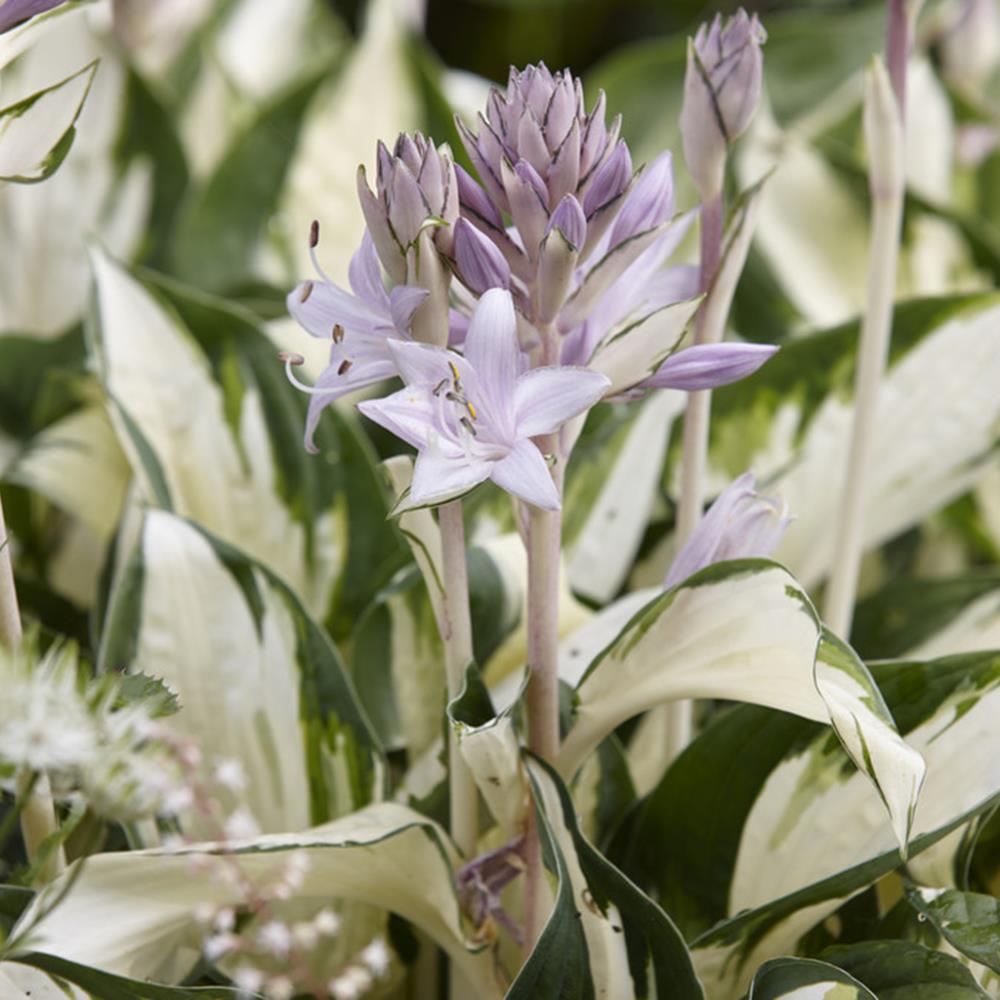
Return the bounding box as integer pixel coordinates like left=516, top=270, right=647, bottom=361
left=16, top=803, right=498, bottom=997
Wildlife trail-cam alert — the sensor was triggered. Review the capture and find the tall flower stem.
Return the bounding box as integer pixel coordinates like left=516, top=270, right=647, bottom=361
left=668, top=188, right=725, bottom=760
left=0, top=493, right=65, bottom=882
left=523, top=326, right=564, bottom=950
left=437, top=500, right=478, bottom=861
left=437, top=499, right=480, bottom=1000
left=824, top=58, right=905, bottom=636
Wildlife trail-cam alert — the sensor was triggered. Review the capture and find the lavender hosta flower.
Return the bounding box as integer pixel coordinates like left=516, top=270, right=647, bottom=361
left=456, top=836, right=526, bottom=945
left=357, top=133, right=458, bottom=346
left=639, top=341, right=778, bottom=392
left=664, top=471, right=790, bottom=588
left=455, top=64, right=641, bottom=271
left=680, top=9, right=766, bottom=199
left=358, top=289, right=609, bottom=511
left=284, top=229, right=428, bottom=452
left=0, top=0, right=66, bottom=34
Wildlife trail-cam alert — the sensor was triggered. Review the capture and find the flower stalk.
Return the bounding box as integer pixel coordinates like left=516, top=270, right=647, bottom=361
left=824, top=57, right=905, bottom=636
left=437, top=500, right=479, bottom=864
left=0, top=493, right=65, bottom=881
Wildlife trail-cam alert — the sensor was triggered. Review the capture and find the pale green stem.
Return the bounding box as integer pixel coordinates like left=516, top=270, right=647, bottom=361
left=668, top=188, right=725, bottom=762
left=523, top=324, right=564, bottom=951
left=0, top=494, right=65, bottom=881
left=437, top=499, right=480, bottom=1000
left=823, top=140, right=905, bottom=636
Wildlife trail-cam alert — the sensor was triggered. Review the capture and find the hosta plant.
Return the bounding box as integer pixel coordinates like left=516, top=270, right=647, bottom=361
left=1, top=0, right=1000, bottom=998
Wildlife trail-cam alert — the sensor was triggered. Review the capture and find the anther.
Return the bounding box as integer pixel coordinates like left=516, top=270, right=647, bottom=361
left=309, top=220, right=320, bottom=248
left=338, top=359, right=353, bottom=376
left=432, top=378, right=449, bottom=397
left=299, top=281, right=314, bottom=303
left=465, top=400, right=477, bottom=421
left=332, top=324, right=344, bottom=343
left=460, top=416, right=478, bottom=437
left=278, top=351, right=305, bottom=366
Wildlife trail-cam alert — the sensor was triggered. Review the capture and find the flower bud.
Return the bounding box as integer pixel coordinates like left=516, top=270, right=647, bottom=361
left=665, top=472, right=789, bottom=588
left=864, top=56, right=904, bottom=201
left=357, top=133, right=459, bottom=281
left=939, top=0, right=1000, bottom=94
left=680, top=9, right=766, bottom=199
left=453, top=218, right=511, bottom=295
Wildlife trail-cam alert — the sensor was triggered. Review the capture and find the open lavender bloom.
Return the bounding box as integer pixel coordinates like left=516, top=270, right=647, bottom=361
left=358, top=289, right=609, bottom=511
left=680, top=9, right=766, bottom=199
left=665, top=471, right=790, bottom=588
left=284, top=229, right=428, bottom=452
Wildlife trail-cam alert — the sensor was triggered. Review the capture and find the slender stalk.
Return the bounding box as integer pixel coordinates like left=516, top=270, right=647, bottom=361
left=0, top=494, right=65, bottom=881
left=668, top=189, right=725, bottom=762
left=437, top=499, right=478, bottom=862
left=823, top=62, right=905, bottom=636
left=522, top=324, right=564, bottom=951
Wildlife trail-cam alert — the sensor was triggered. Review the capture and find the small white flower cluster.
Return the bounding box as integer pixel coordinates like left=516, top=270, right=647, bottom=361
left=0, top=638, right=186, bottom=823
left=328, top=937, right=391, bottom=1000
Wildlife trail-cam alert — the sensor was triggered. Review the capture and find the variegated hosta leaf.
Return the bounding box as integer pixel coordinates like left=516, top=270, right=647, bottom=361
left=11, top=803, right=498, bottom=997
left=556, top=560, right=923, bottom=855
left=88, top=248, right=345, bottom=619
left=748, top=957, right=876, bottom=1000
left=276, top=0, right=421, bottom=288
left=565, top=392, right=684, bottom=604
left=448, top=666, right=526, bottom=839
left=821, top=940, right=990, bottom=999
left=0, top=59, right=96, bottom=183
left=99, top=509, right=383, bottom=833
left=667, top=652, right=1000, bottom=1000
left=0, top=8, right=157, bottom=337
left=4, top=955, right=244, bottom=998
left=906, top=885, right=1000, bottom=976
left=508, top=757, right=703, bottom=1000
left=687, top=294, right=1000, bottom=591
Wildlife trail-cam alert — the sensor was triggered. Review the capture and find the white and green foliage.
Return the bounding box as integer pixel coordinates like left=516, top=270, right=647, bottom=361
left=99, top=509, right=385, bottom=832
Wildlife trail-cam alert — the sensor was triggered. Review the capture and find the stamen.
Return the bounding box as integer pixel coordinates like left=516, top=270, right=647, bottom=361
left=448, top=361, right=460, bottom=381
left=281, top=356, right=333, bottom=396
left=299, top=281, right=314, bottom=303
left=432, top=378, right=449, bottom=397
left=332, top=324, right=344, bottom=343
left=465, top=400, right=477, bottom=421
left=460, top=416, right=478, bottom=437
left=307, top=221, right=334, bottom=284
left=338, top=359, right=353, bottom=376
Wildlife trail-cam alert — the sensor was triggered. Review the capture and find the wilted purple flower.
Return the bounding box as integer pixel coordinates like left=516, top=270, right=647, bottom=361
left=358, top=289, right=609, bottom=511
left=680, top=9, right=766, bottom=198
left=456, top=836, right=526, bottom=945
left=284, top=230, right=428, bottom=452
left=665, top=471, right=790, bottom=588
left=0, top=0, right=66, bottom=34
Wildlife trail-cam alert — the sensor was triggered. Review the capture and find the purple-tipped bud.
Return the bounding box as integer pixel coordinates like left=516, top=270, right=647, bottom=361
left=642, top=342, right=777, bottom=391
left=680, top=9, right=766, bottom=198
left=547, top=194, right=587, bottom=251
left=459, top=63, right=619, bottom=214
left=665, top=472, right=789, bottom=588
left=582, top=139, right=632, bottom=217
left=358, top=132, right=459, bottom=276
left=0, top=0, right=66, bottom=34
left=454, top=218, right=511, bottom=294
left=456, top=163, right=503, bottom=229
left=609, top=152, right=675, bottom=247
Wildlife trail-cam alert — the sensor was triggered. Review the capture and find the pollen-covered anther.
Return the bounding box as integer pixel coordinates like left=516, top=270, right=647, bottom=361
left=332, top=324, right=345, bottom=343
left=459, top=416, right=478, bottom=437
left=299, top=281, right=314, bottom=303
left=337, top=359, right=353, bottom=376
left=309, top=219, right=320, bottom=248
